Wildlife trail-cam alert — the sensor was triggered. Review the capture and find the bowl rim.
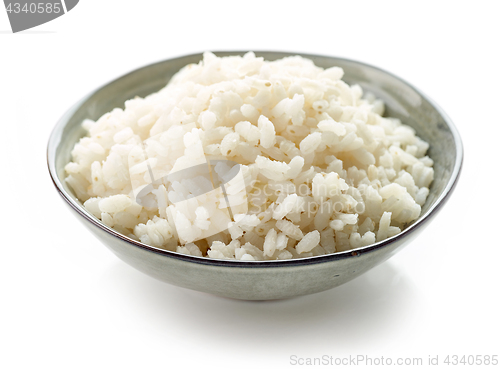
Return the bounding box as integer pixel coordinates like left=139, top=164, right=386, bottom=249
left=47, top=50, right=464, bottom=268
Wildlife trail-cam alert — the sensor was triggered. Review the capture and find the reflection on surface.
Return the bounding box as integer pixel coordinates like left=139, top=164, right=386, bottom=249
left=98, top=259, right=421, bottom=354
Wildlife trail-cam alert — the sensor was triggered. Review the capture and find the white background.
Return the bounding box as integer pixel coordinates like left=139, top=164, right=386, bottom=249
left=1, top=1, right=499, bottom=368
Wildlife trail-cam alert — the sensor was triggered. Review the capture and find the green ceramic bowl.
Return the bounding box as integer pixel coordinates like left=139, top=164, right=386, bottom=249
left=47, top=52, right=463, bottom=300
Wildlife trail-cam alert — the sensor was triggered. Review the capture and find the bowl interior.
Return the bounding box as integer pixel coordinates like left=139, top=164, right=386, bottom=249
left=49, top=51, right=462, bottom=256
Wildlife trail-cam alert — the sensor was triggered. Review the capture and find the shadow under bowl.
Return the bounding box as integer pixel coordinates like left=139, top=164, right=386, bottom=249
left=47, top=51, right=463, bottom=300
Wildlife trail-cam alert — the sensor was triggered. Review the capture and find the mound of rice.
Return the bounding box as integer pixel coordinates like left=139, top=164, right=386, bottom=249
left=65, top=52, right=434, bottom=260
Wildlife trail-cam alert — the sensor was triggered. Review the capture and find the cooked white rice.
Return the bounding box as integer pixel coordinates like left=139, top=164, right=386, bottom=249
left=65, top=52, right=434, bottom=260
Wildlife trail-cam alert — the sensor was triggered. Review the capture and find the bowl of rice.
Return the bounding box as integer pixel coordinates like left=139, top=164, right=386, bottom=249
left=47, top=51, right=462, bottom=300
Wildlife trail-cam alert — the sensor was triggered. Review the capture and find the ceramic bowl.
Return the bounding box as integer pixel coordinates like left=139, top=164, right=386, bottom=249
left=47, top=51, right=463, bottom=300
